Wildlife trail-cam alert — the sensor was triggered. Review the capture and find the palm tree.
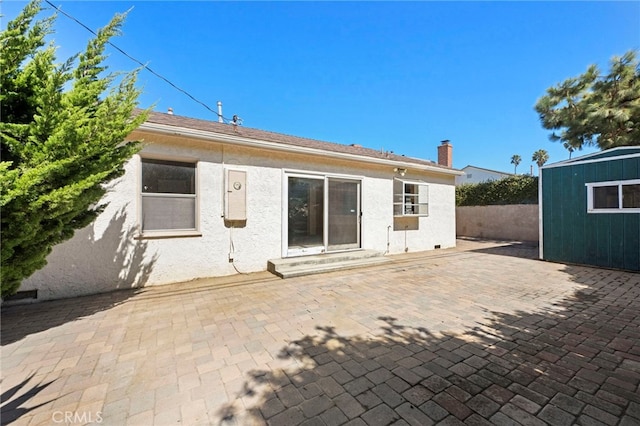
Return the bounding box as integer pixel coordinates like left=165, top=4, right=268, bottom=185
left=510, top=155, right=522, bottom=174
left=563, top=142, right=575, bottom=159
left=532, top=149, right=549, bottom=168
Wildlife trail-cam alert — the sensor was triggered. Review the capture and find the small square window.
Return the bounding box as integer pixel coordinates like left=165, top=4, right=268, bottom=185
left=393, top=179, right=428, bottom=216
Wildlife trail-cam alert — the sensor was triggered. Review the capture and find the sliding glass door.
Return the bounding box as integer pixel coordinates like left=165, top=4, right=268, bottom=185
left=286, top=175, right=361, bottom=256
left=328, top=179, right=360, bottom=251
left=287, top=176, right=325, bottom=255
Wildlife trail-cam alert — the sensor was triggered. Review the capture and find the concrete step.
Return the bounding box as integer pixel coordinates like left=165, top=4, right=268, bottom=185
left=268, top=250, right=390, bottom=278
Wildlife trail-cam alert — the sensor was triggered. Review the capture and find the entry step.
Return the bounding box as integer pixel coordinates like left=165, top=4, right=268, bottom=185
left=267, top=250, right=390, bottom=278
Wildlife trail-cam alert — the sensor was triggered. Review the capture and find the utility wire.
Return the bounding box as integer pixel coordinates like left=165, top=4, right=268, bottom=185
left=43, top=0, right=232, bottom=123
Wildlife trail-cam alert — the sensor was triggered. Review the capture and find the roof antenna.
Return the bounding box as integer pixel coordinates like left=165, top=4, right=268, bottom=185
left=232, top=115, right=243, bottom=128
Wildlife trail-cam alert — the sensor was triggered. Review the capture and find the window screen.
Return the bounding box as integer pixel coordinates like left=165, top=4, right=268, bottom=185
left=141, top=159, right=197, bottom=232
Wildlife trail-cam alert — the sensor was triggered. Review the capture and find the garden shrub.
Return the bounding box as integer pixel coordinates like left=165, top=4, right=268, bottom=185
left=456, top=175, right=538, bottom=206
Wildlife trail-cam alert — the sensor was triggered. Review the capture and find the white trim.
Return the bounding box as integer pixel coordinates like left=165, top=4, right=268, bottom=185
left=284, top=173, right=326, bottom=257
left=538, top=169, right=544, bottom=260
left=393, top=178, right=429, bottom=217
left=393, top=177, right=429, bottom=186
left=327, top=177, right=362, bottom=251
left=138, top=122, right=464, bottom=177
left=281, top=170, right=288, bottom=258
left=138, top=156, right=200, bottom=237
left=284, top=167, right=366, bottom=181
left=585, top=179, right=640, bottom=214
left=586, top=178, right=640, bottom=186
left=282, top=171, right=364, bottom=257
left=542, top=150, right=640, bottom=169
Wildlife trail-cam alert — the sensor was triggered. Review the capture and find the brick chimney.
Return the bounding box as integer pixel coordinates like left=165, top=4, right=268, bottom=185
left=438, top=140, right=452, bottom=167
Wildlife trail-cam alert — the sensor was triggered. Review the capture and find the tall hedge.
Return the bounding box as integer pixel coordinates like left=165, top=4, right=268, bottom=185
left=0, top=1, right=147, bottom=298
left=456, top=175, right=538, bottom=206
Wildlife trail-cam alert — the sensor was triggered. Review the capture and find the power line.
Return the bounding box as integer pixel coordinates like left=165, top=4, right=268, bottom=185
left=43, top=0, right=233, bottom=123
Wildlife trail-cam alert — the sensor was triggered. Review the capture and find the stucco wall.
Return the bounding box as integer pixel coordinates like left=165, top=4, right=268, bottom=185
left=18, top=133, right=457, bottom=301
left=456, top=204, right=539, bottom=242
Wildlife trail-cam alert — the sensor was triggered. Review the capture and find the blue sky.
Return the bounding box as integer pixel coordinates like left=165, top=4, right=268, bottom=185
left=3, top=1, right=639, bottom=173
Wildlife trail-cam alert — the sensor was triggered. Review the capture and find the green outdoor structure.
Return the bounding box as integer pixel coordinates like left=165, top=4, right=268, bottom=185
left=540, top=146, right=640, bottom=271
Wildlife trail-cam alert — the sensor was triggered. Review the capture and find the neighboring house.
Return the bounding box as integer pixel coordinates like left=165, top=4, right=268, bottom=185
left=18, top=112, right=463, bottom=301
left=455, top=165, right=514, bottom=185
left=539, top=146, right=640, bottom=271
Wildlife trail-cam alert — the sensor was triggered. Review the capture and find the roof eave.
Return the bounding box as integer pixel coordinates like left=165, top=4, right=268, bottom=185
left=136, top=122, right=463, bottom=176
left=542, top=147, right=640, bottom=169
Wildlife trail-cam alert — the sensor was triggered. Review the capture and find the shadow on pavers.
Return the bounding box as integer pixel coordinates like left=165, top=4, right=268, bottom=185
left=461, top=237, right=539, bottom=260
left=218, top=264, right=640, bottom=425
left=1, top=288, right=141, bottom=346
left=1, top=373, right=57, bottom=425
left=1, top=208, right=158, bottom=346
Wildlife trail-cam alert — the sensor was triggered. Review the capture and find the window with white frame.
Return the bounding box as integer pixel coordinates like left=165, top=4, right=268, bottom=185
left=394, top=179, right=429, bottom=216
left=141, top=158, right=197, bottom=232
left=586, top=179, right=640, bottom=213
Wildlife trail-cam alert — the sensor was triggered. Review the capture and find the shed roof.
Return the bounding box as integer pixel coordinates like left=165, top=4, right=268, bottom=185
left=542, top=146, right=640, bottom=169
left=459, top=165, right=514, bottom=176
left=136, top=110, right=462, bottom=176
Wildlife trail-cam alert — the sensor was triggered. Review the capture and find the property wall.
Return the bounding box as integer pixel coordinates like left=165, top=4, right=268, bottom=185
left=456, top=204, right=539, bottom=242
left=19, top=132, right=457, bottom=300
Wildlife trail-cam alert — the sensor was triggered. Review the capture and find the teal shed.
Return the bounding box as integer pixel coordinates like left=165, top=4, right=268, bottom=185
left=540, top=146, right=640, bottom=271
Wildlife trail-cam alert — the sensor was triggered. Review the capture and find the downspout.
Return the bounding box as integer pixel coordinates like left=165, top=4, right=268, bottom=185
left=404, top=225, right=409, bottom=252
left=385, top=225, right=391, bottom=255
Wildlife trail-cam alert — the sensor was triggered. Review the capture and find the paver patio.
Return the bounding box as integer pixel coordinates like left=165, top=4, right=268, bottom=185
left=1, top=239, right=639, bottom=425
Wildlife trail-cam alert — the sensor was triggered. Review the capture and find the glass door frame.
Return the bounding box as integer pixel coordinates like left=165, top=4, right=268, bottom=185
left=327, top=178, right=361, bottom=252
left=284, top=173, right=326, bottom=257
left=282, top=171, right=362, bottom=258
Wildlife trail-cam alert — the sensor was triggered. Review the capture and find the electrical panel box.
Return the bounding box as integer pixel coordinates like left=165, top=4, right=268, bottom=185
left=225, top=169, right=247, bottom=221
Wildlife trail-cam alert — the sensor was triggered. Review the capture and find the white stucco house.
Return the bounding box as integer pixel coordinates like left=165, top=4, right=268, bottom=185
left=17, top=112, right=462, bottom=301
left=455, top=165, right=514, bottom=186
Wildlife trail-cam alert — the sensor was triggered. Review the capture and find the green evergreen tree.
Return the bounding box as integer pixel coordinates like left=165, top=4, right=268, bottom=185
left=0, top=0, right=148, bottom=298
left=535, top=50, right=640, bottom=152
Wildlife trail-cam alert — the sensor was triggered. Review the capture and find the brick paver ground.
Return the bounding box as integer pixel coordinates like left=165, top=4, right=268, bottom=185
left=2, top=239, right=639, bottom=425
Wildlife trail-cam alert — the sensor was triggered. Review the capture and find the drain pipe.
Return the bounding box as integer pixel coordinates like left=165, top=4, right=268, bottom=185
left=404, top=225, right=409, bottom=252
left=385, top=225, right=391, bottom=254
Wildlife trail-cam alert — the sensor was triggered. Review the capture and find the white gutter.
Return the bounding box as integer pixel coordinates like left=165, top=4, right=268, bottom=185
left=137, top=122, right=464, bottom=177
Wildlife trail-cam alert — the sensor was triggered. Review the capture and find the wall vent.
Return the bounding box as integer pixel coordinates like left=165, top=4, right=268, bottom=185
left=4, top=290, right=38, bottom=301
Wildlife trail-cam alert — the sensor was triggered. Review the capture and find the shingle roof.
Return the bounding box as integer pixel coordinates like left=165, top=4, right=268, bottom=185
left=460, top=165, right=514, bottom=176
left=140, top=110, right=456, bottom=172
